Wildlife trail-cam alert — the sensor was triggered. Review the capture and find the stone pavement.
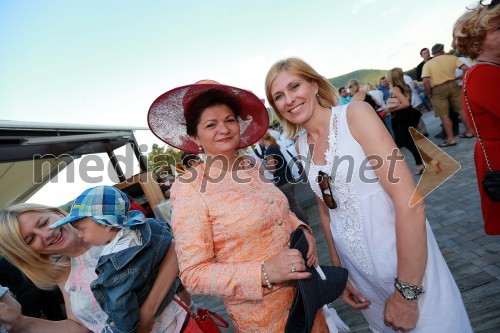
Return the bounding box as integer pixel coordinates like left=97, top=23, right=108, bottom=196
left=193, top=111, right=500, bottom=332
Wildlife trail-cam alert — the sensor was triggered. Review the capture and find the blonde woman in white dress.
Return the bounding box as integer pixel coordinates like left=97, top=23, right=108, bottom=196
left=265, top=57, right=472, bottom=333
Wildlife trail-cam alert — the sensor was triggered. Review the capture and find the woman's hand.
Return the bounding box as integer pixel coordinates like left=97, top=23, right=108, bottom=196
left=384, top=292, right=419, bottom=332
left=303, top=231, right=319, bottom=267
left=341, top=281, right=370, bottom=310
left=0, top=293, right=23, bottom=332
left=264, top=249, right=311, bottom=284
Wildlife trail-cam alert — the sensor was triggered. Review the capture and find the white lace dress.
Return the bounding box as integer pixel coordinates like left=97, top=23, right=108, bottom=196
left=297, top=105, right=472, bottom=333
left=65, top=246, right=186, bottom=333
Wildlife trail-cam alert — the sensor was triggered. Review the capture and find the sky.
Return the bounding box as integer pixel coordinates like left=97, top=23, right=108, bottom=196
left=0, top=0, right=474, bottom=206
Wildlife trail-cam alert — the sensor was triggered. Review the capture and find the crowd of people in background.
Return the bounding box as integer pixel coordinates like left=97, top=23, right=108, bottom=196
left=0, top=1, right=497, bottom=333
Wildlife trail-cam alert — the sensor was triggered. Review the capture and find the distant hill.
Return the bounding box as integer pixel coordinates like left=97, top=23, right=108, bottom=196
left=328, top=67, right=419, bottom=89
left=328, top=69, right=388, bottom=89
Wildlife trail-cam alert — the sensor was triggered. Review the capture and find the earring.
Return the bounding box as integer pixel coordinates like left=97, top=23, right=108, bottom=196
left=198, top=146, right=203, bottom=152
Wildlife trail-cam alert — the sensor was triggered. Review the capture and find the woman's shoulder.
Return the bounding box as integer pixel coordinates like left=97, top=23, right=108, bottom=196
left=468, top=62, right=500, bottom=78
left=345, top=101, right=378, bottom=122
left=172, top=164, right=205, bottom=188
left=171, top=175, right=199, bottom=196
left=393, top=85, right=404, bottom=92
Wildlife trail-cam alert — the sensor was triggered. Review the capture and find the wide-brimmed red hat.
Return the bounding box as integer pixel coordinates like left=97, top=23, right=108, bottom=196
left=147, top=80, right=269, bottom=153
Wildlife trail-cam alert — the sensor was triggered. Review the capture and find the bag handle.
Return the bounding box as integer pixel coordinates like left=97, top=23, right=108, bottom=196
left=462, top=65, right=493, bottom=172
left=172, top=296, right=229, bottom=328
left=173, top=296, right=196, bottom=317
left=204, top=310, right=229, bottom=328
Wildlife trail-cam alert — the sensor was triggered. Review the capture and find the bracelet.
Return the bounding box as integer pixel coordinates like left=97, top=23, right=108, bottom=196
left=261, top=261, right=273, bottom=290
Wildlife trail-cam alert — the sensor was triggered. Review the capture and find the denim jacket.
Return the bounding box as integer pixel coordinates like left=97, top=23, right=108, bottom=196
left=91, top=218, right=182, bottom=333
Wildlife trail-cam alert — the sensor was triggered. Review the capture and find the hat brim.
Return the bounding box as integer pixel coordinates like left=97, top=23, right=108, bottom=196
left=49, top=215, right=85, bottom=229
left=147, top=83, right=269, bottom=153
left=285, top=228, right=348, bottom=333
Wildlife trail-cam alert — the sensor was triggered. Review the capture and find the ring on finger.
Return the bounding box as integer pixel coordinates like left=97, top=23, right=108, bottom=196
left=291, top=264, right=296, bottom=273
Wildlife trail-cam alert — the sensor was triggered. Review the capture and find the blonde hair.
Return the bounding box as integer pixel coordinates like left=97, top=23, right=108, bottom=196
left=265, top=58, right=338, bottom=138
left=0, top=203, right=70, bottom=289
left=347, top=79, right=360, bottom=94
left=262, top=131, right=280, bottom=149
left=386, top=68, right=411, bottom=100
left=364, top=82, right=376, bottom=92
left=453, top=3, right=500, bottom=59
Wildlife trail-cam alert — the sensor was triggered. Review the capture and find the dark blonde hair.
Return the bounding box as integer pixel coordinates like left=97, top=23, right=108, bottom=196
left=364, top=82, right=377, bottom=92
left=386, top=68, right=411, bottom=100
left=262, top=131, right=280, bottom=149
left=265, top=58, right=338, bottom=138
left=453, top=2, right=500, bottom=59
left=0, top=203, right=70, bottom=289
left=347, top=79, right=360, bottom=94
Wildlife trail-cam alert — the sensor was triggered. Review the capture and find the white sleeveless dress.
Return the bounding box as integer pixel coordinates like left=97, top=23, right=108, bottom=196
left=297, top=105, right=472, bottom=332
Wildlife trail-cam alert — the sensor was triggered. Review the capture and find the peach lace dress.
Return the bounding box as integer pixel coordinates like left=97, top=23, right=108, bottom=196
left=170, top=162, right=327, bottom=332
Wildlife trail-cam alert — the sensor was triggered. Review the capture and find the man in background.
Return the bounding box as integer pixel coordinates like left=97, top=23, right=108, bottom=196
left=422, top=43, right=474, bottom=147
left=377, top=77, right=391, bottom=102
left=338, top=87, right=351, bottom=105
left=417, top=46, right=460, bottom=138
left=416, top=47, right=432, bottom=81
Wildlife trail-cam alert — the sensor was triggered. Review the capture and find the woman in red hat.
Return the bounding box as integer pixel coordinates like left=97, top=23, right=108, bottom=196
left=148, top=81, right=331, bottom=332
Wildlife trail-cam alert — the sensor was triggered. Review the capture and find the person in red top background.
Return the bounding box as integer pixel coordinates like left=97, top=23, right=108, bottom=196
left=127, top=193, right=148, bottom=216
left=453, top=0, right=500, bottom=234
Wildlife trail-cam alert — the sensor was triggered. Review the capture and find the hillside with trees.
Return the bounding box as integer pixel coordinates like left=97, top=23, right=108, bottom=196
left=328, top=69, right=388, bottom=89
left=328, top=68, right=418, bottom=89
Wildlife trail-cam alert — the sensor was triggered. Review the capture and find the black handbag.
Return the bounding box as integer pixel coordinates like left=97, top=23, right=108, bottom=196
left=483, top=171, right=500, bottom=201
left=463, top=70, right=500, bottom=201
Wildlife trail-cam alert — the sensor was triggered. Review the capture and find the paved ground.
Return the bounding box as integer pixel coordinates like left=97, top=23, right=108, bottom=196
left=193, top=111, right=500, bottom=332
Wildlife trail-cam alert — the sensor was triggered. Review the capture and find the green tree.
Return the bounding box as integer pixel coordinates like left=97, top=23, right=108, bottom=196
left=146, top=144, right=182, bottom=182
left=404, top=68, right=418, bottom=81
left=329, top=69, right=389, bottom=88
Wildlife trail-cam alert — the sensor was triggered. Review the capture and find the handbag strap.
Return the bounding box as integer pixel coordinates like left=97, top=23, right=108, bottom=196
left=200, top=309, right=230, bottom=328
left=172, top=296, right=230, bottom=328
left=462, top=65, right=493, bottom=171
left=173, top=296, right=198, bottom=318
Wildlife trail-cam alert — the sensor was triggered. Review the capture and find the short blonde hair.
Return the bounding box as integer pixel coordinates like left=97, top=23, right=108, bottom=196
left=265, top=58, right=338, bottom=138
left=347, top=79, right=360, bottom=94
left=364, top=82, right=376, bottom=92
left=0, top=203, right=70, bottom=289
left=453, top=2, right=500, bottom=59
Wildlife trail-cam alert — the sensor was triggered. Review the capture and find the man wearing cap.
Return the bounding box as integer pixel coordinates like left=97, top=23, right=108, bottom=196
left=422, top=43, right=474, bottom=147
